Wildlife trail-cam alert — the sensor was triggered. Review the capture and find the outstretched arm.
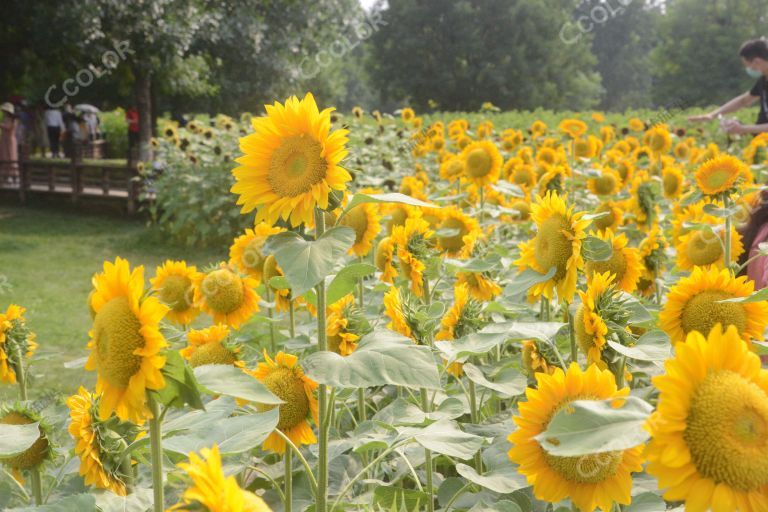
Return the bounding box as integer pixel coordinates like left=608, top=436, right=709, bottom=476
left=688, top=92, right=759, bottom=121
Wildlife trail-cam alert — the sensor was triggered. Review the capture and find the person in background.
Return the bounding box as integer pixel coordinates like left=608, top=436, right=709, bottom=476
left=44, top=105, right=65, bottom=157
left=0, top=102, right=19, bottom=183
left=738, top=189, right=768, bottom=289
left=16, top=101, right=32, bottom=159
left=63, top=105, right=82, bottom=159
left=126, top=105, right=139, bottom=156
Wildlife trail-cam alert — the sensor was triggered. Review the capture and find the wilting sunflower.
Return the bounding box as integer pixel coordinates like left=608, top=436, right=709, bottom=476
left=181, top=325, right=243, bottom=368
left=435, top=206, right=481, bottom=258
left=67, top=387, right=137, bottom=496
left=521, top=340, right=556, bottom=377
left=391, top=217, right=435, bottom=297
left=232, top=93, right=351, bottom=227
left=515, top=191, right=591, bottom=303
left=375, top=236, right=398, bottom=284
left=574, top=272, right=630, bottom=366
left=675, top=225, right=744, bottom=271
left=558, top=118, right=588, bottom=139
left=251, top=351, right=319, bottom=455
left=172, top=445, right=271, bottom=512
left=326, top=294, right=370, bottom=356
left=508, top=363, right=644, bottom=511
left=660, top=266, right=768, bottom=345
left=661, top=166, right=684, bottom=199
left=584, top=229, right=642, bottom=294
left=229, top=223, right=285, bottom=281
left=456, top=271, right=502, bottom=302
left=461, top=140, right=502, bottom=187
left=587, top=167, right=621, bottom=196
left=86, top=258, right=168, bottom=423
left=339, top=203, right=382, bottom=257
left=150, top=261, right=200, bottom=326
left=0, top=404, right=52, bottom=482
left=646, top=324, right=768, bottom=512
left=193, top=265, right=260, bottom=329
left=694, top=154, right=750, bottom=196
left=0, top=304, right=37, bottom=384
left=436, top=284, right=485, bottom=376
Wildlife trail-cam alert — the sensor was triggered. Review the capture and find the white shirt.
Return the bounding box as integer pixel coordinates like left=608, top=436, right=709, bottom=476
left=44, top=109, right=64, bottom=129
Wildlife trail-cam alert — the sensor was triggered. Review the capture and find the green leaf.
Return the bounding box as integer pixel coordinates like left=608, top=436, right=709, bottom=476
left=443, top=255, right=500, bottom=273
left=582, top=211, right=610, bottom=221
left=164, top=397, right=236, bottom=434
left=153, top=350, right=205, bottom=410
left=462, top=363, right=527, bottom=398
left=468, top=501, right=523, bottom=512
left=582, top=235, right=613, bottom=262
left=94, top=487, right=153, bottom=512
left=339, top=192, right=439, bottom=221
left=193, top=364, right=283, bottom=405
left=506, top=267, right=556, bottom=294
left=8, top=493, right=96, bottom=511
left=455, top=463, right=529, bottom=494
left=268, top=276, right=291, bottom=291
left=435, top=322, right=563, bottom=363
left=625, top=492, right=667, bottom=512
left=535, top=397, right=653, bottom=456
left=164, top=409, right=279, bottom=455
left=373, top=487, right=428, bottom=511
left=0, top=422, right=40, bottom=458
left=397, top=419, right=486, bottom=459
left=262, top=227, right=356, bottom=297
left=607, top=330, right=671, bottom=361
left=621, top=292, right=653, bottom=325
left=326, top=263, right=376, bottom=304
left=302, top=329, right=441, bottom=390
left=703, top=203, right=741, bottom=218
left=719, top=286, right=768, bottom=304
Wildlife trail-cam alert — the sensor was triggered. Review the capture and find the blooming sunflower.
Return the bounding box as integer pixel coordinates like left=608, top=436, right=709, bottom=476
left=660, top=266, right=768, bottom=345
left=628, top=118, right=645, bottom=132
left=675, top=225, right=744, bottom=271
left=181, top=325, right=244, bottom=368
left=439, top=154, right=465, bottom=183
left=86, top=258, right=168, bottom=423
left=150, top=261, right=200, bottom=326
left=521, top=339, right=556, bottom=377
left=399, top=175, right=428, bottom=201
left=0, top=404, right=52, bottom=482
left=644, top=125, right=672, bottom=157
left=574, top=272, right=630, bottom=366
left=590, top=201, right=622, bottom=234
left=172, top=445, right=271, bottom=512
left=383, top=286, right=421, bottom=342
left=193, top=265, right=260, bottom=329
left=584, top=230, right=642, bottom=294
left=435, top=284, right=486, bottom=376
left=456, top=271, right=502, bottom=302
left=508, top=363, right=644, bottom=512
left=646, top=324, right=768, bottom=512
left=375, top=236, right=398, bottom=284
left=587, top=168, right=621, bottom=196
left=229, top=223, right=285, bottom=281
left=401, top=107, right=415, bottom=122
left=391, top=217, right=435, bottom=297
left=461, top=140, right=502, bottom=187
left=515, top=191, right=591, bottom=303
left=251, top=351, right=318, bottom=455
left=232, top=93, right=351, bottom=227
left=694, top=155, right=750, bottom=196
left=67, top=387, right=136, bottom=496
left=326, top=294, right=370, bottom=356
left=507, top=162, right=537, bottom=191
left=558, top=119, right=588, bottom=139
left=661, top=166, right=684, bottom=199
left=435, top=206, right=482, bottom=258
left=0, top=304, right=37, bottom=384
left=339, top=203, right=382, bottom=257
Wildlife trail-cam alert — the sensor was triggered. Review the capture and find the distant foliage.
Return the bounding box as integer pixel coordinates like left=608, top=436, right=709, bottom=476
left=100, top=108, right=128, bottom=159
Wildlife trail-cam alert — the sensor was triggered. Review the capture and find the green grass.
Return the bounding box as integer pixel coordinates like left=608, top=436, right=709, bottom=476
left=0, top=206, right=224, bottom=401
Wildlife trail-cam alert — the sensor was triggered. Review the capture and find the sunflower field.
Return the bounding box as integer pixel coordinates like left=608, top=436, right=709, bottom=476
left=2, top=94, right=768, bottom=512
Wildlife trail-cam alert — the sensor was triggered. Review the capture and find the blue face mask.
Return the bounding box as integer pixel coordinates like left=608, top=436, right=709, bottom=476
left=746, top=67, right=763, bottom=78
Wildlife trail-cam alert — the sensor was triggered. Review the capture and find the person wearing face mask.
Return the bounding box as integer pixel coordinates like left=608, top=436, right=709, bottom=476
left=689, top=38, right=768, bottom=135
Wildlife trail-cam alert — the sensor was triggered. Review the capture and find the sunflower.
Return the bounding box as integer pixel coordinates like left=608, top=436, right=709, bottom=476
left=261, top=255, right=292, bottom=312
left=439, top=154, right=465, bottom=183
left=508, top=363, right=644, bottom=512
left=639, top=223, right=667, bottom=276
left=661, top=166, right=684, bottom=199
left=646, top=324, right=768, bottom=512
left=401, top=108, right=415, bottom=122
left=461, top=140, right=502, bottom=187
left=0, top=304, right=37, bottom=384
left=515, top=191, right=591, bottom=303
left=399, top=175, right=428, bottom=201
left=193, top=264, right=260, bottom=329
left=172, top=445, right=271, bottom=512
left=339, top=203, right=382, bottom=257
left=521, top=340, right=556, bottom=377
left=531, top=120, right=548, bottom=138
left=181, top=325, right=243, bottom=368
left=644, top=125, right=672, bottom=157
left=232, top=93, right=351, bottom=227
left=0, top=404, right=52, bottom=482
left=85, top=258, right=168, bottom=423
left=583, top=230, right=641, bottom=294
left=436, top=284, right=486, bottom=377
left=660, top=266, right=768, bottom=345
left=391, top=217, right=435, bottom=297
left=383, top=203, right=422, bottom=234
left=509, top=199, right=532, bottom=221
left=67, top=387, right=137, bottom=496
left=507, top=162, right=537, bottom=191
left=251, top=351, right=318, bottom=455
left=628, top=118, right=645, bottom=132
left=572, top=136, right=601, bottom=160
left=558, top=119, right=588, bottom=139
left=435, top=206, right=481, bottom=258
left=456, top=271, right=502, bottom=302
left=587, top=167, right=621, bottom=196
left=590, top=202, right=622, bottom=234
left=383, top=286, right=420, bottom=342
left=326, top=294, right=370, bottom=356
left=574, top=271, right=631, bottom=366
left=375, top=236, right=398, bottom=284
left=150, top=261, right=200, bottom=326
left=694, top=155, right=750, bottom=196
left=229, top=223, right=285, bottom=281
left=675, top=225, right=744, bottom=271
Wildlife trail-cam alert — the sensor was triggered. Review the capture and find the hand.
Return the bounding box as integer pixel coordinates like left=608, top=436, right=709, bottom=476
left=688, top=112, right=716, bottom=122
left=724, top=120, right=749, bottom=135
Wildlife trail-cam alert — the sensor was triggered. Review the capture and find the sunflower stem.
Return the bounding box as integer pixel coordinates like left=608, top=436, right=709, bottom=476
left=273, top=429, right=318, bottom=495
left=288, top=298, right=296, bottom=338
left=314, top=208, right=330, bottom=512
left=14, top=343, right=28, bottom=401
left=265, top=286, right=276, bottom=353
left=566, top=301, right=577, bottom=363
left=724, top=193, right=732, bottom=274
left=29, top=467, right=42, bottom=505
left=540, top=296, right=550, bottom=322
left=148, top=393, right=164, bottom=512
left=467, top=378, right=483, bottom=474
left=420, top=389, right=435, bottom=512
left=284, top=450, right=293, bottom=512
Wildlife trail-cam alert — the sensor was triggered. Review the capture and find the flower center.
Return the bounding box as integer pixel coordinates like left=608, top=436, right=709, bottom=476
left=439, top=217, right=469, bottom=252
left=680, top=290, right=747, bottom=338
left=593, top=174, right=616, bottom=195
left=686, top=231, right=723, bottom=266
left=201, top=270, right=244, bottom=314
left=0, top=412, right=49, bottom=469
left=663, top=172, right=680, bottom=196
left=340, top=206, right=369, bottom=246
left=188, top=342, right=236, bottom=368
left=593, top=205, right=617, bottom=231
left=445, top=160, right=464, bottom=178
left=534, top=214, right=573, bottom=280
left=684, top=370, right=768, bottom=491
left=261, top=367, right=310, bottom=430
left=466, top=148, right=492, bottom=178
left=268, top=134, right=327, bottom=197
left=544, top=451, right=623, bottom=484
left=92, top=296, right=144, bottom=389
left=242, top=238, right=267, bottom=273
left=586, top=249, right=627, bottom=284
left=704, top=168, right=735, bottom=190
left=159, top=275, right=193, bottom=312
left=513, top=168, right=534, bottom=187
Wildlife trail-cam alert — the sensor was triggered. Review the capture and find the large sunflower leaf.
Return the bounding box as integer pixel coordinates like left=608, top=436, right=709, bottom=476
left=326, top=263, right=376, bottom=304
left=262, top=227, right=356, bottom=297
left=302, top=329, right=440, bottom=390
left=163, top=409, right=279, bottom=455
left=339, top=192, right=439, bottom=221
left=435, top=322, right=563, bottom=362
left=607, top=330, right=671, bottom=361
left=534, top=397, right=652, bottom=456
left=0, top=422, right=40, bottom=458
left=8, top=494, right=97, bottom=511
left=582, top=235, right=613, bottom=261
left=194, top=364, right=283, bottom=405
left=456, top=463, right=529, bottom=494
left=463, top=363, right=527, bottom=397
left=396, top=419, right=486, bottom=459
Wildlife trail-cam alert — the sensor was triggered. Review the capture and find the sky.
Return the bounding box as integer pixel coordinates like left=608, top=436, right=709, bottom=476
left=359, top=0, right=378, bottom=11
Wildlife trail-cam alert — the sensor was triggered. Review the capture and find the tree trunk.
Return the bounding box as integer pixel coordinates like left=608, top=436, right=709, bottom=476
left=150, top=79, right=159, bottom=141
left=135, top=67, right=153, bottom=162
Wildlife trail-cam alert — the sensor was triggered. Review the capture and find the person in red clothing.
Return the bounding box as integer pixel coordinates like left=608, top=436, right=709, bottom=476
left=126, top=106, right=139, bottom=154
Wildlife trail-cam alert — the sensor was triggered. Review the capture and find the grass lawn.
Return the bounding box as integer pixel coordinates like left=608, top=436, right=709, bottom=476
left=0, top=205, right=225, bottom=401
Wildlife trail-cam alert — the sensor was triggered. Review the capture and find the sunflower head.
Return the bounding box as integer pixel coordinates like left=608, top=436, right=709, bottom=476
left=150, top=261, right=200, bottom=326
left=435, top=206, right=481, bottom=258
left=575, top=272, right=631, bottom=365
left=182, top=325, right=243, bottom=368
left=461, top=140, right=502, bottom=186
left=229, top=223, right=285, bottom=281
left=391, top=217, right=436, bottom=297
left=193, top=264, right=260, bottom=329
left=340, top=203, right=382, bottom=258
left=694, top=155, right=750, bottom=196
left=558, top=118, right=588, bottom=139
left=584, top=229, right=641, bottom=294
left=327, top=294, right=371, bottom=356
left=0, top=304, right=37, bottom=384
left=0, top=404, right=52, bottom=473
left=661, top=166, right=684, bottom=199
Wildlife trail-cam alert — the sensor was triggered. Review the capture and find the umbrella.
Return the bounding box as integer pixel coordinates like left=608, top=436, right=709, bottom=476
left=75, top=104, right=100, bottom=113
